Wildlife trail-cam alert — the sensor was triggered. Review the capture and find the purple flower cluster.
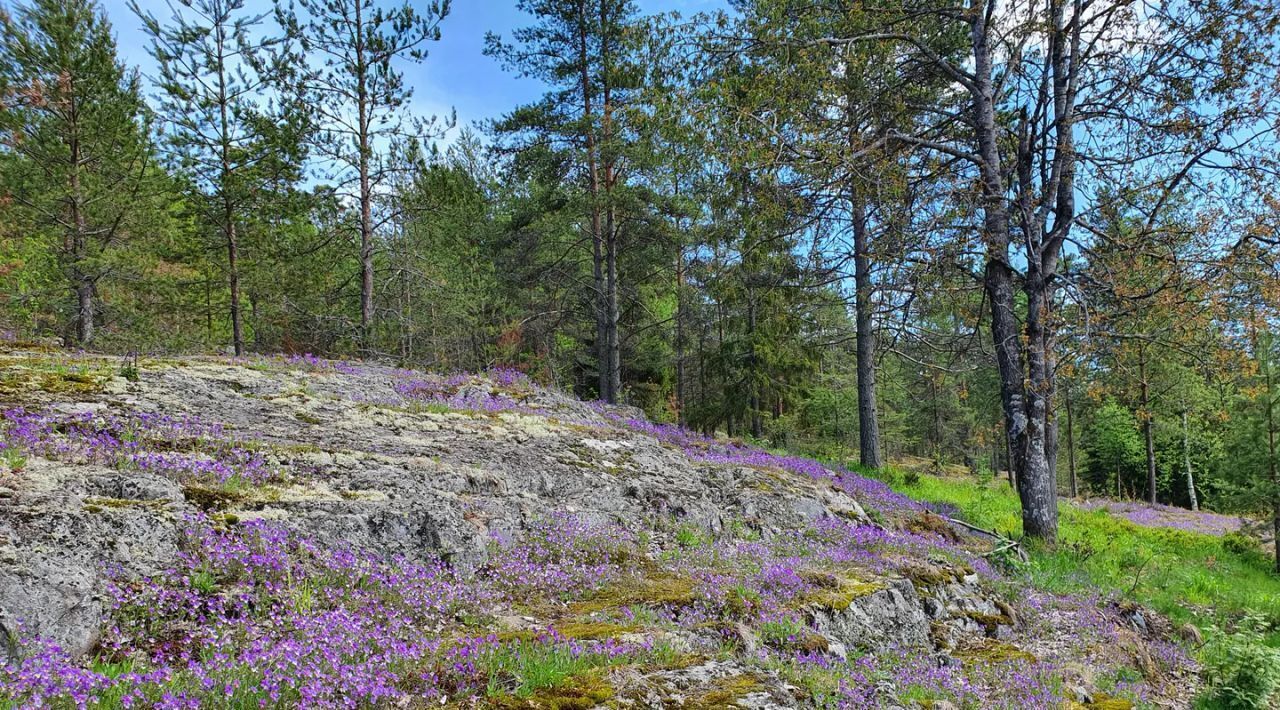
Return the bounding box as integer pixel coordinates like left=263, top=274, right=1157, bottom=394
left=5, top=517, right=484, bottom=708
left=0, top=503, right=1183, bottom=709
left=0, top=407, right=277, bottom=486
left=485, top=513, right=635, bottom=600
left=608, top=416, right=922, bottom=518
left=0, top=511, right=671, bottom=708
left=830, top=650, right=1063, bottom=709
left=394, top=368, right=534, bottom=413
left=1076, top=499, right=1244, bottom=536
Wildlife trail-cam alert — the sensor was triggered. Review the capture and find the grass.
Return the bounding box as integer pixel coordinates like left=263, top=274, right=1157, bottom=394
left=869, top=470, right=1280, bottom=707
left=884, top=471, right=1280, bottom=646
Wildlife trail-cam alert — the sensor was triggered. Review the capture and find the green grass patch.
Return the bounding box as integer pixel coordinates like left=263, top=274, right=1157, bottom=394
left=892, top=474, right=1280, bottom=637
left=889, top=472, right=1280, bottom=707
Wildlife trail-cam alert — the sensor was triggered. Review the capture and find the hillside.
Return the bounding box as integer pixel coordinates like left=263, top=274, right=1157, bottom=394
left=0, top=349, right=1204, bottom=708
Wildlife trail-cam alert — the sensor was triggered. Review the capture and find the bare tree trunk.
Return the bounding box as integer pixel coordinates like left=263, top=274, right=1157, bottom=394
left=747, top=293, right=762, bottom=439
left=358, top=148, right=374, bottom=344
left=227, top=218, right=243, bottom=356
left=577, top=1, right=609, bottom=403
left=75, top=278, right=93, bottom=345
left=601, top=0, right=621, bottom=404
left=67, top=107, right=94, bottom=346
left=852, top=191, right=882, bottom=469
left=605, top=206, right=621, bottom=402
left=1140, top=349, right=1158, bottom=504
left=1182, top=409, right=1198, bottom=511
left=675, top=243, right=686, bottom=425
left=355, top=0, right=375, bottom=349
left=1066, top=385, right=1078, bottom=498
left=1266, top=356, right=1279, bottom=573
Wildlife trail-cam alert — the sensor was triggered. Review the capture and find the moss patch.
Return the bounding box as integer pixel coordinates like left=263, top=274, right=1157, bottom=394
left=181, top=484, right=246, bottom=511
left=796, top=572, right=884, bottom=611
left=962, top=610, right=1014, bottom=636
left=900, top=562, right=967, bottom=588
left=953, top=639, right=1036, bottom=666
left=82, top=497, right=170, bottom=513
left=1065, top=696, right=1135, bottom=710
left=905, top=511, right=961, bottom=542
left=487, top=671, right=614, bottom=710
left=570, top=573, right=699, bottom=615
left=686, top=673, right=764, bottom=709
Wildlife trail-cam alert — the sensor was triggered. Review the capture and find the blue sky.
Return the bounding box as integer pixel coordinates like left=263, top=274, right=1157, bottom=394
left=99, top=0, right=726, bottom=138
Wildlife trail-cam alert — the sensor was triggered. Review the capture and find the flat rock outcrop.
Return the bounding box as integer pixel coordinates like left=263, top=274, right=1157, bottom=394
left=0, top=350, right=1196, bottom=708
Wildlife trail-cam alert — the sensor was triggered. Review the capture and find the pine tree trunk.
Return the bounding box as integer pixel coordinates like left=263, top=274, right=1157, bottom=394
left=605, top=205, right=621, bottom=402
left=1140, top=351, right=1157, bottom=504
left=75, top=278, right=94, bottom=345
left=852, top=191, right=882, bottom=469
left=1066, top=386, right=1078, bottom=498
left=227, top=217, right=243, bottom=356
left=601, top=3, right=621, bottom=404
left=216, top=17, right=243, bottom=357
left=577, top=5, right=609, bottom=402
left=356, top=0, right=374, bottom=348
left=67, top=111, right=93, bottom=346
left=1266, top=357, right=1279, bottom=573
left=675, top=243, right=685, bottom=425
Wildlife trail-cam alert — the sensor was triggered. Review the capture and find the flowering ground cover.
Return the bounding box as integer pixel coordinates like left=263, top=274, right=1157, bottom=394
left=1, top=508, right=1187, bottom=709
left=1, top=407, right=279, bottom=489
left=0, top=358, right=1211, bottom=708
left=1074, top=499, right=1246, bottom=537
left=892, top=471, right=1280, bottom=707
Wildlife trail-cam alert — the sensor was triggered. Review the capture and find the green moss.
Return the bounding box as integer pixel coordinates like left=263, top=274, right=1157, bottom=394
left=81, top=497, right=169, bottom=512
left=953, top=640, right=1036, bottom=666
left=555, top=621, right=638, bottom=640
left=962, top=611, right=1014, bottom=636
left=38, top=371, right=102, bottom=394
left=489, top=672, right=615, bottom=709
left=0, top=341, right=59, bottom=354
left=294, top=411, right=322, bottom=425
left=1082, top=695, right=1135, bottom=710
left=496, top=621, right=636, bottom=644
left=900, top=562, right=965, bottom=588
left=570, top=573, right=699, bottom=615
left=797, top=574, right=884, bottom=611
left=181, top=484, right=245, bottom=511
left=686, top=673, right=764, bottom=709
left=0, top=365, right=105, bottom=401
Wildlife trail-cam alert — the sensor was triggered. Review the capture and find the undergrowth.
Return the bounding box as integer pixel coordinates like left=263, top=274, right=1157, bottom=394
left=874, top=468, right=1280, bottom=708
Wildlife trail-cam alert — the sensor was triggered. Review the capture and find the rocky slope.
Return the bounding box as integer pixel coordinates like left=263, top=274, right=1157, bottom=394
left=0, top=348, right=1195, bottom=708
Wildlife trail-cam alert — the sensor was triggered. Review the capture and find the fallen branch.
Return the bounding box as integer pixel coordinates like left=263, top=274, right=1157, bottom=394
left=943, top=516, right=1030, bottom=564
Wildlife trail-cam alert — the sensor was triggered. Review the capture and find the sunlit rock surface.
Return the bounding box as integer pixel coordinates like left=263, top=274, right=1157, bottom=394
left=0, top=350, right=1196, bottom=708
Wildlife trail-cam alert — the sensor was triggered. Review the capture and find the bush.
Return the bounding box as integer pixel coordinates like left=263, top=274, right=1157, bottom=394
left=1222, top=531, right=1261, bottom=556
left=1196, top=617, right=1280, bottom=710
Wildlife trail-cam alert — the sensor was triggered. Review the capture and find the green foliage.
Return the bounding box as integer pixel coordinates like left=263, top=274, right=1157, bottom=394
left=0, top=447, right=26, bottom=473
left=1222, top=531, right=1262, bottom=557
left=895, top=473, right=1280, bottom=645
left=1196, top=616, right=1280, bottom=710
left=0, top=0, right=162, bottom=345
left=1083, top=401, right=1146, bottom=497
left=674, top=524, right=705, bottom=549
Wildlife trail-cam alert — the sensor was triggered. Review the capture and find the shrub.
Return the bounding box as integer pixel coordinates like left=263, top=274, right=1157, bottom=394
left=1196, top=617, right=1280, bottom=710
left=1222, top=531, right=1261, bottom=556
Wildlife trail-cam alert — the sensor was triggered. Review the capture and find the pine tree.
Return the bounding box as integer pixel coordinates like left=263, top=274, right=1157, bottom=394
left=279, top=0, right=450, bottom=349
left=486, top=0, right=641, bottom=403
left=0, top=0, right=153, bottom=345
left=134, top=0, right=306, bottom=356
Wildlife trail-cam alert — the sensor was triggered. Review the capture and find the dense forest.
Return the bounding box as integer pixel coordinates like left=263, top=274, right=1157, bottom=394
left=2, top=0, right=1279, bottom=547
